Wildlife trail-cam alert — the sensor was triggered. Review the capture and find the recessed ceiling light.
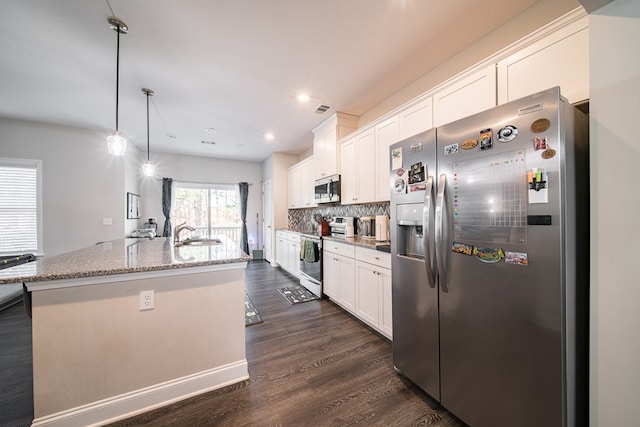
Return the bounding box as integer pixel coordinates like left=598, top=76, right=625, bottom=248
left=297, top=93, right=310, bottom=103
left=265, top=133, right=275, bottom=141
left=201, top=140, right=216, bottom=145
left=205, top=128, right=217, bottom=133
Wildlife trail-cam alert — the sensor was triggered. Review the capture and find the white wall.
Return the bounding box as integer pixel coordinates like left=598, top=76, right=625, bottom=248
left=0, top=118, right=137, bottom=256
left=124, top=142, right=142, bottom=236
left=31, top=267, right=246, bottom=420
left=589, top=1, right=640, bottom=425
left=141, top=152, right=262, bottom=251
left=262, top=152, right=298, bottom=230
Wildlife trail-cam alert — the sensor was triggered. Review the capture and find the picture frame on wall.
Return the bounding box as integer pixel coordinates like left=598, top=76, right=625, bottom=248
left=127, top=192, right=140, bottom=219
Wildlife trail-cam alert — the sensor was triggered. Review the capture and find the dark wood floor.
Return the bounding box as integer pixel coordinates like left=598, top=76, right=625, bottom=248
left=0, top=261, right=464, bottom=426
left=110, top=261, right=464, bottom=427
left=0, top=301, right=33, bottom=427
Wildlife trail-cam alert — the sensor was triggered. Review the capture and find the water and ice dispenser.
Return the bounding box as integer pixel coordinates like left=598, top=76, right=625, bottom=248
left=395, top=203, right=425, bottom=259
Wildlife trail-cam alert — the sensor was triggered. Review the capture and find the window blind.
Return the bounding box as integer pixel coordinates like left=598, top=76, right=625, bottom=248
left=0, top=161, right=40, bottom=254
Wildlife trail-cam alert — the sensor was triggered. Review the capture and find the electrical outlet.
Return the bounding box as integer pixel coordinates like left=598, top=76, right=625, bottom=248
left=139, top=290, right=154, bottom=311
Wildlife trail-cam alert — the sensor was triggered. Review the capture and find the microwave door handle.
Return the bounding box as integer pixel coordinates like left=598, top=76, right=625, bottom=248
left=423, top=176, right=436, bottom=288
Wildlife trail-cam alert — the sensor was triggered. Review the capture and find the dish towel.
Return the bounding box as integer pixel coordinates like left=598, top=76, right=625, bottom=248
left=303, top=239, right=316, bottom=262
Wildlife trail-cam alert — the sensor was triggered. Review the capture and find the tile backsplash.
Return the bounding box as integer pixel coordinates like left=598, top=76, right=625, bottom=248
left=288, top=202, right=390, bottom=232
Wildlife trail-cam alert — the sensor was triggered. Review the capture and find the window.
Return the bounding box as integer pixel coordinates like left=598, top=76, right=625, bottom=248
left=171, top=183, right=241, bottom=247
left=0, top=158, right=42, bottom=255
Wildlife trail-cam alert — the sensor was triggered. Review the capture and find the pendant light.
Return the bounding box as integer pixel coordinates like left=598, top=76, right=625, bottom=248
left=142, top=88, right=155, bottom=177
left=106, top=16, right=128, bottom=156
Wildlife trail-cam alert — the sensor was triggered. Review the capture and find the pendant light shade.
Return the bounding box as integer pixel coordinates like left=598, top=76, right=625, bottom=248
left=107, top=17, right=128, bottom=156
left=107, top=131, right=127, bottom=156
left=142, top=162, right=156, bottom=176
left=142, top=88, right=155, bottom=177
left=142, top=161, right=155, bottom=177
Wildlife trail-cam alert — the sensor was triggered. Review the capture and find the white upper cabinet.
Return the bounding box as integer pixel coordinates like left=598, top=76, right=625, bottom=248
left=398, top=96, right=433, bottom=140
left=299, top=158, right=316, bottom=208
left=497, top=14, right=589, bottom=105
left=340, top=136, right=357, bottom=205
left=374, top=115, right=400, bottom=202
left=313, top=112, right=359, bottom=180
left=287, top=164, right=301, bottom=209
left=287, top=157, right=315, bottom=209
left=340, top=128, right=375, bottom=205
left=433, top=64, right=497, bottom=127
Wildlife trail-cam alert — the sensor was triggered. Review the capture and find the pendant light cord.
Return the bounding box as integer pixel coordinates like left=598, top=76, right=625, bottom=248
left=146, top=91, right=150, bottom=162
left=115, top=24, right=120, bottom=132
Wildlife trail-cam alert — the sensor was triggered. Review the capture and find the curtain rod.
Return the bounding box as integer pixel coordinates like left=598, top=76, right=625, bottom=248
left=155, top=177, right=252, bottom=186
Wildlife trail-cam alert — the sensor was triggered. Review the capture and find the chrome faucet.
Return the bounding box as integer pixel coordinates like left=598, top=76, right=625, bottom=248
left=174, top=222, right=196, bottom=244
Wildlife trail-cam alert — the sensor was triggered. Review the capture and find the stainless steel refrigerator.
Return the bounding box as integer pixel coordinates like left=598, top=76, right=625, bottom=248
left=390, top=87, right=588, bottom=427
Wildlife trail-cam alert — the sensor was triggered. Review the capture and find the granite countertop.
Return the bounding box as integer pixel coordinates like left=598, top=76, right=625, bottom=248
left=0, top=237, right=249, bottom=285
left=321, top=235, right=391, bottom=251
left=282, top=228, right=390, bottom=250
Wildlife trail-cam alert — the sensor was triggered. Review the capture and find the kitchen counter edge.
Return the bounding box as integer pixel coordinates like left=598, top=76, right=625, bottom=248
left=0, top=238, right=250, bottom=285
left=322, top=235, right=390, bottom=250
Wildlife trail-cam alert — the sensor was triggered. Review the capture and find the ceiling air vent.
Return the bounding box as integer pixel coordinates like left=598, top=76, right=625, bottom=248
left=315, top=104, right=331, bottom=114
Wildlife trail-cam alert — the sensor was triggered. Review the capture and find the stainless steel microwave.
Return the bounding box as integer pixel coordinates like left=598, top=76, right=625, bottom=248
left=314, top=174, right=341, bottom=204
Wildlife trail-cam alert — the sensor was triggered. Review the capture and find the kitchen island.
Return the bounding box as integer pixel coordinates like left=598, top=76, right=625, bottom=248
left=0, top=238, right=250, bottom=427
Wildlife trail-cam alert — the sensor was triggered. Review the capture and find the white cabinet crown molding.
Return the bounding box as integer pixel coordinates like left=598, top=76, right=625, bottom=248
left=336, top=6, right=588, bottom=146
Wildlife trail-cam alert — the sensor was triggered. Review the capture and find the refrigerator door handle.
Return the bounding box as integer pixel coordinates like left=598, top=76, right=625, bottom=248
left=423, top=175, right=436, bottom=288
left=435, top=173, right=448, bottom=293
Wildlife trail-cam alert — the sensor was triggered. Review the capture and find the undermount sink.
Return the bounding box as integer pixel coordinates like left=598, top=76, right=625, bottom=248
left=176, top=238, right=223, bottom=246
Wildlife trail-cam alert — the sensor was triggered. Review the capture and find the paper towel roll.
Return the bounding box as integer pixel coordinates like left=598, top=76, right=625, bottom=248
left=345, top=225, right=354, bottom=237
left=375, top=215, right=389, bottom=241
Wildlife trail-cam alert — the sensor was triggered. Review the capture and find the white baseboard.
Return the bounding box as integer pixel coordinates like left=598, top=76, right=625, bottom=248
left=31, top=360, right=249, bottom=427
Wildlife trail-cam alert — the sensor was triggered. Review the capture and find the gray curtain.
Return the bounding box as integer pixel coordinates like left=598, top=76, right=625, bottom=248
left=162, top=177, right=173, bottom=238
left=238, top=182, right=249, bottom=254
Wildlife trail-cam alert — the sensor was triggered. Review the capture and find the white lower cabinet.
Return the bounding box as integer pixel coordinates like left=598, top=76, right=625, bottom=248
left=323, top=241, right=355, bottom=313
left=276, top=233, right=287, bottom=268
left=289, top=240, right=301, bottom=278
left=323, top=253, right=339, bottom=299
left=379, top=269, right=392, bottom=338
left=355, top=260, right=379, bottom=327
left=337, top=256, right=355, bottom=312
left=355, top=260, right=392, bottom=338
left=355, top=247, right=392, bottom=339
left=324, top=242, right=392, bottom=339
left=276, top=230, right=300, bottom=278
